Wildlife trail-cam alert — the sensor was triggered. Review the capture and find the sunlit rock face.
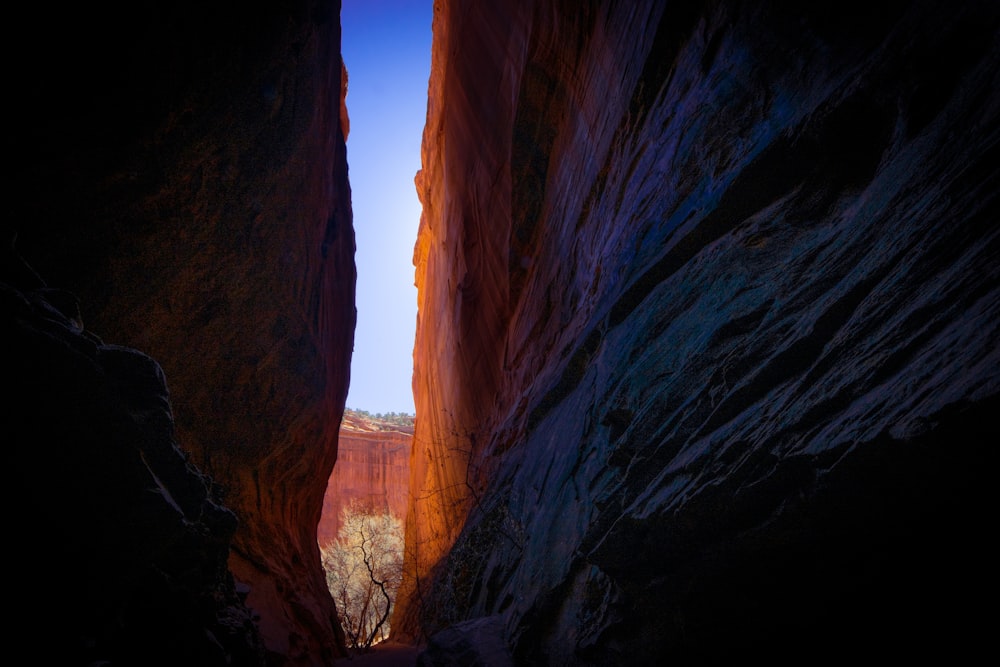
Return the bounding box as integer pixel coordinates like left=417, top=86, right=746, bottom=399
left=319, top=413, right=413, bottom=546
left=403, top=0, right=1000, bottom=662
left=7, top=1, right=354, bottom=665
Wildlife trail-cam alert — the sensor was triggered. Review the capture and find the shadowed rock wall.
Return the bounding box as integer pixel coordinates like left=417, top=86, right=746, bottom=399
left=6, top=1, right=354, bottom=664
left=3, top=265, right=267, bottom=665
left=402, top=0, right=999, bottom=662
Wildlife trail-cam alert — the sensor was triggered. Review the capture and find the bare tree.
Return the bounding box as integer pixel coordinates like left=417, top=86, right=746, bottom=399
left=321, top=501, right=404, bottom=650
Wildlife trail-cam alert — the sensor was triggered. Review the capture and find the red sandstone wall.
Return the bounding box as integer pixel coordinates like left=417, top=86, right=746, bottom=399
left=319, top=414, right=412, bottom=547
left=396, top=1, right=534, bottom=639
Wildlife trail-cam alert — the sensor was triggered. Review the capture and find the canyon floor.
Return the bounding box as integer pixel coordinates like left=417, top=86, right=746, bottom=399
left=340, top=642, right=422, bottom=666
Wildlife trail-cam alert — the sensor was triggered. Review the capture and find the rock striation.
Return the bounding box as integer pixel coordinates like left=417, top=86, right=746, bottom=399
left=319, top=412, right=413, bottom=546
left=6, top=1, right=354, bottom=664
left=402, top=0, right=1000, bottom=663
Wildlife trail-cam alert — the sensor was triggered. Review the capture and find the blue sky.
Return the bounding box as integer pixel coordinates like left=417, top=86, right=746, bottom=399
left=341, top=0, right=432, bottom=415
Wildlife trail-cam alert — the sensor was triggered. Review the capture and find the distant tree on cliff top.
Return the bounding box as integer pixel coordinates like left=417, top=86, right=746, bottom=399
left=344, top=408, right=415, bottom=427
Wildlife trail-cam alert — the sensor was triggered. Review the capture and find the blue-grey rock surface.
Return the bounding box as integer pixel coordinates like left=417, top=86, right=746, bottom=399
left=400, top=1, right=1000, bottom=663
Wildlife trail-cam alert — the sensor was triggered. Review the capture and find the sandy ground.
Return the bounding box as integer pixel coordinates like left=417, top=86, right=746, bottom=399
left=335, top=641, right=424, bottom=666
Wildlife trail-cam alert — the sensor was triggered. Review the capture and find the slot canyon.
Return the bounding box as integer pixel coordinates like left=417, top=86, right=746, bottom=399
left=4, top=0, right=997, bottom=666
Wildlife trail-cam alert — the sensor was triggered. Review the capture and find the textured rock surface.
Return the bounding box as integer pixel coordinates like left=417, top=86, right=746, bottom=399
left=416, top=616, right=513, bottom=667
left=7, top=1, right=354, bottom=664
left=400, top=0, right=1000, bottom=662
left=319, top=413, right=412, bottom=546
left=3, top=243, right=265, bottom=665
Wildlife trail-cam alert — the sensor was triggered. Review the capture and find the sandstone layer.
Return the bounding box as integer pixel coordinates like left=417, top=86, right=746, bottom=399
left=319, top=412, right=413, bottom=546
left=7, top=2, right=354, bottom=664
left=402, top=0, right=1000, bottom=663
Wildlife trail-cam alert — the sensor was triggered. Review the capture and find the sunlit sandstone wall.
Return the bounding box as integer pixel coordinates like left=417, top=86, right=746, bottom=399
left=319, top=415, right=413, bottom=546
left=401, top=0, right=999, bottom=660
left=9, top=2, right=355, bottom=665
left=397, top=0, right=533, bottom=639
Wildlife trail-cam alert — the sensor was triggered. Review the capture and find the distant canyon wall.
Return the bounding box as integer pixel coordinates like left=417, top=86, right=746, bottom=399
left=400, top=0, right=999, bottom=662
left=319, top=414, right=412, bottom=546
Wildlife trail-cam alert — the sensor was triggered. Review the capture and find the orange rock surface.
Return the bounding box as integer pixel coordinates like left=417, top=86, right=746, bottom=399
left=319, top=413, right=413, bottom=547
left=397, top=1, right=534, bottom=639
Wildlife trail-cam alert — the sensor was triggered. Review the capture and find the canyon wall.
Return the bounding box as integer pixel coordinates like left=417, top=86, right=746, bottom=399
left=402, top=0, right=1000, bottom=663
left=4, top=263, right=267, bottom=665
left=6, top=1, right=354, bottom=664
left=319, top=413, right=413, bottom=546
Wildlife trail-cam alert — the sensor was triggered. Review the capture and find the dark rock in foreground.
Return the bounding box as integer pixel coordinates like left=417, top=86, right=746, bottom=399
left=4, top=244, right=265, bottom=665
left=6, top=1, right=354, bottom=663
